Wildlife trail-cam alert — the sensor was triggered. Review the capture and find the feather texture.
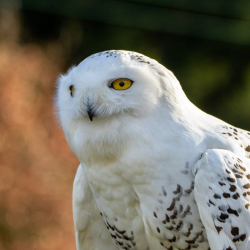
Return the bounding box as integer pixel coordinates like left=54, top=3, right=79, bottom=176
left=57, top=50, right=250, bottom=250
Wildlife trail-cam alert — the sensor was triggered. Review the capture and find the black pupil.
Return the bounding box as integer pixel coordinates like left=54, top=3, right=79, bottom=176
left=119, top=81, right=125, bottom=87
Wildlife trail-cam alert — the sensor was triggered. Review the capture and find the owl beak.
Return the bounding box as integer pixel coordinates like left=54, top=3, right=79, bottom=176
left=87, top=109, right=94, bottom=121
left=87, top=103, right=95, bottom=121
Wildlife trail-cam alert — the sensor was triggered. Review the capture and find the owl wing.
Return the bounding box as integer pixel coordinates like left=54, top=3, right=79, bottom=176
left=73, top=165, right=117, bottom=250
left=193, top=149, right=250, bottom=250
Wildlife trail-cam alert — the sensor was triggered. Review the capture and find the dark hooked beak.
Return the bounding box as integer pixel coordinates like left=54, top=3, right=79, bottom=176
left=87, top=103, right=95, bottom=121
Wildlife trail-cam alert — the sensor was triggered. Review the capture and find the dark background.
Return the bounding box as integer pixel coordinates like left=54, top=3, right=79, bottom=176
left=0, top=0, right=250, bottom=249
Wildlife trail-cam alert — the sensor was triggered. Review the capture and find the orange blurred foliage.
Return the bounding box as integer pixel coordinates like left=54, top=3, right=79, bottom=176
left=0, top=6, right=79, bottom=250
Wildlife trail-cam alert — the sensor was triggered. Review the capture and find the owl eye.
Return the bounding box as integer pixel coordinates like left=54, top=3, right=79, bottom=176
left=111, top=78, right=133, bottom=90
left=69, top=85, right=75, bottom=97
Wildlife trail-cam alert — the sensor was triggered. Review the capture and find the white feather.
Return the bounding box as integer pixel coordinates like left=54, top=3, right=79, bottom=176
left=57, top=50, right=250, bottom=250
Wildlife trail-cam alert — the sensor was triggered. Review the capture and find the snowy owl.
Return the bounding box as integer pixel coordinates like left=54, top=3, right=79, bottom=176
left=56, top=50, right=250, bottom=250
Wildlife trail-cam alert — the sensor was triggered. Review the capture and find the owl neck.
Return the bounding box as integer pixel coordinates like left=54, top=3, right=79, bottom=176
left=69, top=100, right=205, bottom=167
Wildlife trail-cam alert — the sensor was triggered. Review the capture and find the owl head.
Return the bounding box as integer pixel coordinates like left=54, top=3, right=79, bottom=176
left=56, top=50, right=190, bottom=161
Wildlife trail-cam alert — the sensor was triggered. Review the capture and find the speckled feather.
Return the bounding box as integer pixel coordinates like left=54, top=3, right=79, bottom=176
left=56, top=50, right=250, bottom=250
left=193, top=149, right=250, bottom=250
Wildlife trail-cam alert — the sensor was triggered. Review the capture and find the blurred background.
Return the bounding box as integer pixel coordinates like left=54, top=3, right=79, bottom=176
left=0, top=0, right=250, bottom=249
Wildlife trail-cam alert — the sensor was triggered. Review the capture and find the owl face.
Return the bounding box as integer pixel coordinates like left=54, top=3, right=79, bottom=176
left=56, top=51, right=190, bottom=160
left=56, top=51, right=165, bottom=129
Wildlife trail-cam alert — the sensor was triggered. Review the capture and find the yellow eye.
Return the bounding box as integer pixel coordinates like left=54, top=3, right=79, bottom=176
left=111, top=78, right=133, bottom=90
left=69, top=85, right=75, bottom=96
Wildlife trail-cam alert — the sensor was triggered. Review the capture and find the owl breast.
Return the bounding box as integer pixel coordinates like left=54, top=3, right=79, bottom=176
left=140, top=179, right=210, bottom=250
left=84, top=157, right=210, bottom=250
